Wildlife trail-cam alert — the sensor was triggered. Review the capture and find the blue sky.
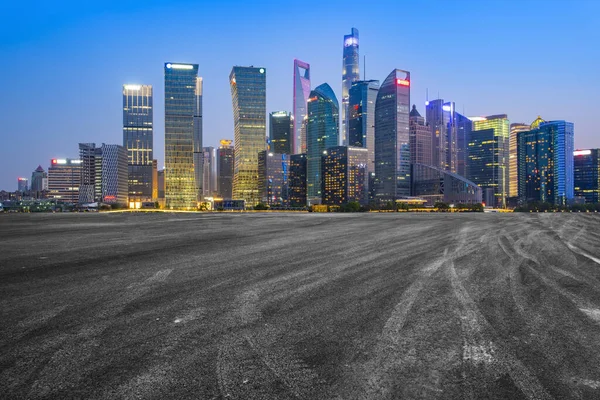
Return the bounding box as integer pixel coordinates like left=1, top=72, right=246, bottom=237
left=1, top=0, right=598, bottom=191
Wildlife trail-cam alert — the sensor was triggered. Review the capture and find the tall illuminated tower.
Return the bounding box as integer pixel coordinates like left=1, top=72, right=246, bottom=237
left=509, top=122, right=529, bottom=198
left=426, top=99, right=458, bottom=173
left=293, top=59, right=311, bottom=154
left=122, top=84, right=153, bottom=204
left=230, top=66, right=267, bottom=206
left=342, top=28, right=359, bottom=146
left=374, top=69, right=411, bottom=202
left=164, top=62, right=202, bottom=210
left=348, top=80, right=379, bottom=174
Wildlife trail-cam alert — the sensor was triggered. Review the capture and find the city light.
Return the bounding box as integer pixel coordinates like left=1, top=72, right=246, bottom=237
left=574, top=150, right=591, bottom=156
left=442, top=105, right=452, bottom=112
left=124, top=84, right=141, bottom=91
left=167, top=63, right=194, bottom=70
left=469, top=117, right=487, bottom=122
left=396, top=79, right=410, bottom=86
left=259, top=68, right=265, bottom=74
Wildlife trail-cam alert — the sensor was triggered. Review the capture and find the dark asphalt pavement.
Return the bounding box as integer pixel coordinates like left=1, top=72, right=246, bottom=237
left=1, top=212, right=600, bottom=399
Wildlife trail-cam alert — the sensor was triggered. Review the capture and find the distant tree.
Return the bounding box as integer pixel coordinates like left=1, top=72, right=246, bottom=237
left=254, top=203, right=269, bottom=211
left=434, top=201, right=450, bottom=211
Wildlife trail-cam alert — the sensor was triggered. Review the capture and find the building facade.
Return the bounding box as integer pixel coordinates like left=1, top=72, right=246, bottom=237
left=426, top=99, right=459, bottom=173
left=348, top=80, right=379, bottom=175
left=289, top=153, right=307, bottom=207
left=342, top=28, right=359, bottom=146
left=78, top=143, right=128, bottom=205
left=164, top=62, right=202, bottom=209
left=17, top=178, right=28, bottom=192
left=455, top=112, right=472, bottom=178
left=48, top=158, right=81, bottom=203
left=374, top=69, right=411, bottom=202
left=269, top=111, right=292, bottom=154
left=412, top=163, right=482, bottom=206
left=30, top=165, right=48, bottom=193
left=509, top=123, right=529, bottom=199
left=217, top=139, right=234, bottom=199
left=123, top=84, right=153, bottom=204
left=409, top=105, right=432, bottom=166
left=322, top=146, right=368, bottom=206
left=574, top=149, right=600, bottom=203
left=230, top=66, right=267, bottom=206
left=258, top=151, right=289, bottom=205
left=293, top=59, right=311, bottom=154
left=202, top=146, right=218, bottom=198
left=306, top=83, right=339, bottom=205
left=467, top=115, right=510, bottom=207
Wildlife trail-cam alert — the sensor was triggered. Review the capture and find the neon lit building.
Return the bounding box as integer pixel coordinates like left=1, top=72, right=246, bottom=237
left=293, top=60, right=311, bottom=154
left=374, top=69, right=411, bottom=202
left=409, top=105, right=432, bottom=166
left=164, top=62, right=202, bottom=209
left=342, top=28, right=359, bottom=146
left=574, top=149, right=600, bottom=203
left=48, top=158, right=81, bottom=203
left=322, top=146, right=368, bottom=206
left=509, top=122, right=529, bottom=198
left=306, top=83, right=339, bottom=205
left=123, top=84, right=153, bottom=204
left=467, top=115, right=510, bottom=207
left=270, top=111, right=292, bottom=154
left=348, top=80, right=379, bottom=175
left=230, top=66, right=267, bottom=206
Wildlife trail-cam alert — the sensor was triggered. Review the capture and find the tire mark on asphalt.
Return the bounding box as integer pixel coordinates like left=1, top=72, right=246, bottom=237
left=567, top=243, right=600, bottom=266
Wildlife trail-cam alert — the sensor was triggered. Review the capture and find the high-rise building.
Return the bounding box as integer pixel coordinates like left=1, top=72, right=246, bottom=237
left=342, top=28, right=359, bottom=146
left=409, top=105, right=432, bottom=166
left=289, top=153, right=307, bottom=207
left=79, top=143, right=102, bottom=204
left=426, top=99, right=458, bottom=173
left=517, top=118, right=574, bottom=206
left=78, top=143, right=128, bottom=205
left=230, top=66, right=267, bottom=206
left=30, top=165, right=48, bottom=193
left=574, top=149, right=600, bottom=203
left=455, top=112, right=472, bottom=178
left=152, top=160, right=158, bottom=201
left=348, top=80, right=379, bottom=174
left=258, top=151, right=289, bottom=205
left=157, top=169, right=165, bottom=200
left=509, top=122, right=529, bottom=198
left=164, top=62, right=202, bottom=210
left=269, top=111, right=292, bottom=154
left=467, top=115, right=510, bottom=208
left=374, top=69, right=411, bottom=202
left=306, top=83, right=339, bottom=205
left=17, top=177, right=28, bottom=192
left=48, top=158, right=81, bottom=203
left=217, top=139, right=234, bottom=199
left=123, top=84, right=153, bottom=204
left=202, top=146, right=218, bottom=197
left=293, top=60, right=311, bottom=154
left=322, top=146, right=368, bottom=206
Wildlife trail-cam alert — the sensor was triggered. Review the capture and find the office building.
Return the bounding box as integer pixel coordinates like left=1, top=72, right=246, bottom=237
left=258, top=151, right=289, bottom=205
left=78, top=143, right=128, bottom=205
left=157, top=169, right=165, bottom=200
left=152, top=160, right=158, bottom=200
left=289, top=153, right=307, bottom=207
left=293, top=59, right=311, bottom=154
left=322, top=146, right=368, bottom=206
left=164, top=62, right=202, bottom=209
left=230, top=66, right=267, bottom=206
left=467, top=115, right=510, bottom=207
left=517, top=118, right=574, bottom=206
left=270, top=111, right=292, bottom=154
left=48, top=158, right=81, bottom=203
left=79, top=143, right=102, bottom=204
left=412, top=164, right=482, bottom=206
left=217, top=139, right=234, bottom=199
left=374, top=69, right=411, bottom=202
left=426, top=99, right=459, bottom=172
left=342, top=28, right=360, bottom=146
left=123, top=84, right=153, bottom=204
left=455, top=112, right=472, bottom=178
left=509, top=123, right=529, bottom=198
left=348, top=80, right=379, bottom=174
left=17, top=178, right=28, bottom=192
left=202, top=146, right=218, bottom=198
left=574, top=149, right=600, bottom=203
left=30, top=165, right=48, bottom=193
left=409, top=105, right=432, bottom=166
left=306, top=83, right=339, bottom=205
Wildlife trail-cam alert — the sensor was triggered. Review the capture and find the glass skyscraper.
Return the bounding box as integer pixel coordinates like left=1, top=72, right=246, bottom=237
left=230, top=66, right=267, bottom=206
left=409, top=105, right=432, bottom=166
left=293, top=60, right=311, bottom=154
left=289, top=153, right=307, bottom=207
left=306, top=83, right=339, bottom=205
left=217, top=139, right=234, bottom=199
left=258, top=151, right=289, bottom=205
left=455, top=112, right=472, bottom=178
left=374, top=69, right=411, bottom=202
left=509, top=122, right=530, bottom=198
left=348, top=80, right=379, bottom=175
left=322, top=146, right=368, bottom=206
left=164, top=62, right=202, bottom=210
left=342, top=28, right=359, bottom=146
left=467, top=115, right=510, bottom=208
left=426, top=99, right=458, bottom=173
left=574, top=149, right=600, bottom=203
left=269, top=111, right=292, bottom=154
left=122, top=84, right=153, bottom=204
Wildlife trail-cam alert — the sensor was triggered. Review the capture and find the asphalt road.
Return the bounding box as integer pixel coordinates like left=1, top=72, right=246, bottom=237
left=1, top=212, right=600, bottom=399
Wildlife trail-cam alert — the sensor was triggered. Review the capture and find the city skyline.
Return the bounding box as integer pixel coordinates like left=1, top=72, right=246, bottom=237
left=0, top=0, right=598, bottom=191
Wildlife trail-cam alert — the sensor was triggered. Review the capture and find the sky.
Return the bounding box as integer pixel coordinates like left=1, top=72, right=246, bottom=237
left=0, top=0, right=598, bottom=191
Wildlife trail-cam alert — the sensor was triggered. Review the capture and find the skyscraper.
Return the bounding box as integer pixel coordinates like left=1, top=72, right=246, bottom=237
left=122, top=84, right=153, bottom=204
left=289, top=153, right=307, bottom=207
left=217, top=139, right=234, bottom=199
left=79, top=143, right=102, bottom=204
left=306, top=83, right=339, bottom=205
left=269, top=111, right=292, bottom=154
left=258, top=151, right=289, bottom=205
left=164, top=62, right=202, bottom=210
left=342, top=28, right=359, bottom=146
left=48, top=158, right=81, bottom=203
left=426, top=99, right=458, bottom=172
left=78, top=143, right=128, bottom=206
left=517, top=119, right=574, bottom=206
left=455, top=112, right=472, bottom=178
left=30, top=165, right=48, bottom=193
left=348, top=80, right=379, bottom=174
left=230, top=66, right=267, bottom=206
left=293, top=59, right=311, bottom=154
left=17, top=177, right=28, bottom=192
left=322, top=146, right=368, bottom=206
left=374, top=69, right=411, bottom=202
left=509, top=122, right=529, bottom=198
left=574, top=149, right=600, bottom=203
left=409, top=105, right=432, bottom=166
left=467, top=115, right=510, bottom=208
left=202, top=146, right=217, bottom=198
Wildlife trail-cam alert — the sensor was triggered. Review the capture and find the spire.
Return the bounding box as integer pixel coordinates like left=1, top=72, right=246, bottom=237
left=35, top=165, right=44, bottom=172
left=410, top=104, right=422, bottom=118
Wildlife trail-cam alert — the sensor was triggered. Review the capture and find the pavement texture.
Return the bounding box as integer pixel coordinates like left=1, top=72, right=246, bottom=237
left=1, top=212, right=600, bottom=399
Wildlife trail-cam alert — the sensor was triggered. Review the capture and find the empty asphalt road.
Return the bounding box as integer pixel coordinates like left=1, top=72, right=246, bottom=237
left=1, top=212, right=600, bottom=399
